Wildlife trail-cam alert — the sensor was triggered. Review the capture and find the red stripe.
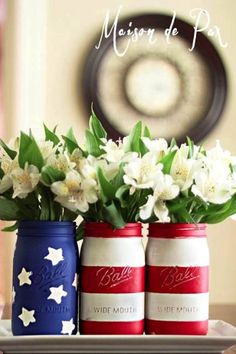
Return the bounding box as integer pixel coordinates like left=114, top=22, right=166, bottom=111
left=80, top=266, right=145, bottom=293
left=80, top=319, right=144, bottom=334
left=85, top=222, right=142, bottom=238
left=148, top=223, right=206, bottom=238
left=146, top=266, right=208, bottom=293
left=145, top=319, right=208, bottom=335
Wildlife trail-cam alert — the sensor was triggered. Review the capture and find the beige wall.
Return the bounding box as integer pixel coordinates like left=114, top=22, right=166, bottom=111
left=2, top=0, right=236, bottom=312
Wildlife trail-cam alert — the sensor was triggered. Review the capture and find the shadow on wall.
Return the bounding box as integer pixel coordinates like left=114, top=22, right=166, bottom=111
left=209, top=304, right=236, bottom=326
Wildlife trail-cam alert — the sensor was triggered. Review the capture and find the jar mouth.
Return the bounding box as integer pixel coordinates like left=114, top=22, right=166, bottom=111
left=84, top=222, right=142, bottom=238
left=19, top=220, right=75, bottom=226
left=17, top=221, right=76, bottom=237
left=148, top=223, right=206, bottom=238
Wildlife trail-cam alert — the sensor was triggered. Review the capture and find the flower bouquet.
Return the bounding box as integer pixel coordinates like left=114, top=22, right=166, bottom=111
left=2, top=111, right=235, bottom=230
left=1, top=110, right=236, bottom=335
left=0, top=126, right=82, bottom=335
left=70, top=113, right=236, bottom=335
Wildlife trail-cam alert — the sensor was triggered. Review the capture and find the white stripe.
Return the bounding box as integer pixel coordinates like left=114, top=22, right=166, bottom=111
left=81, top=238, right=145, bottom=267
left=147, top=238, right=209, bottom=267
left=146, top=292, right=209, bottom=322
left=80, top=292, right=144, bottom=322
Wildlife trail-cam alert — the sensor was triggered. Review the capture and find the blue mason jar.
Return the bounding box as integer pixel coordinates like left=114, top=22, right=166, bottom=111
left=12, top=221, right=78, bottom=335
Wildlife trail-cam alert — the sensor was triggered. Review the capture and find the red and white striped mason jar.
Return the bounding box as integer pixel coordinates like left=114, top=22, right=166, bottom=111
left=79, top=222, right=145, bottom=334
left=146, top=223, right=209, bottom=335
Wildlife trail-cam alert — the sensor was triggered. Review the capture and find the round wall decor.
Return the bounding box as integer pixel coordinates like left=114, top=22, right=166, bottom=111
left=82, top=13, right=227, bottom=143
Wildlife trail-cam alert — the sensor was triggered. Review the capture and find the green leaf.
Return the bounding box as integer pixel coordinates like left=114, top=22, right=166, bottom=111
left=0, top=139, right=17, bottom=159
left=126, top=189, right=143, bottom=221
left=112, top=164, right=125, bottom=190
left=76, top=221, right=85, bottom=241
left=15, top=194, right=40, bottom=220
left=89, top=109, right=107, bottom=140
left=0, top=198, right=20, bottom=220
left=66, top=127, right=78, bottom=145
left=160, top=150, right=177, bottom=174
left=18, top=132, right=44, bottom=170
left=202, top=198, right=236, bottom=224
left=115, top=185, right=130, bottom=208
left=139, top=138, right=149, bottom=156
left=39, top=186, right=61, bottom=221
left=97, top=167, right=115, bottom=203
left=85, top=130, right=102, bottom=157
left=170, top=138, right=177, bottom=150
left=187, top=137, right=194, bottom=158
left=126, top=121, right=142, bottom=153
left=43, top=124, right=60, bottom=146
left=168, top=197, right=192, bottom=213
left=102, top=201, right=126, bottom=229
left=206, top=199, right=231, bottom=215
left=204, top=209, right=236, bottom=223
left=50, top=201, right=62, bottom=221
left=0, top=167, right=4, bottom=179
left=174, top=207, right=196, bottom=223
left=62, top=136, right=79, bottom=154
left=41, top=166, right=65, bottom=186
left=40, top=187, right=50, bottom=221
left=2, top=221, right=18, bottom=232
left=62, top=208, right=78, bottom=221
left=143, top=125, right=151, bottom=139
left=199, top=144, right=206, bottom=156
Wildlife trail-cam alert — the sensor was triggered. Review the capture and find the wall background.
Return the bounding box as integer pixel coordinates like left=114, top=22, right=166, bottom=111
left=2, top=0, right=236, bottom=316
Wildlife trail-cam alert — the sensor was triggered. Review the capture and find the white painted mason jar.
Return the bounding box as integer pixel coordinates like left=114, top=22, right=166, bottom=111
left=146, top=223, right=209, bottom=335
left=79, top=222, right=145, bottom=334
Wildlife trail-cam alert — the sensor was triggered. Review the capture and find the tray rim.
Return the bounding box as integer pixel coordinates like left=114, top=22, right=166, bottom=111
left=0, top=319, right=236, bottom=353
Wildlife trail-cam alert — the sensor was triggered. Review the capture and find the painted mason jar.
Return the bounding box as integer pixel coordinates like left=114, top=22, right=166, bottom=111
left=12, top=221, right=78, bottom=335
left=79, top=222, right=145, bottom=334
left=146, top=223, right=209, bottom=335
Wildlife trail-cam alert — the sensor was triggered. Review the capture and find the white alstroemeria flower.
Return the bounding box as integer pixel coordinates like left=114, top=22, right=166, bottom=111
left=200, top=140, right=235, bottom=177
left=0, top=155, right=19, bottom=194
left=123, top=153, right=162, bottom=194
left=140, top=174, right=179, bottom=221
left=206, top=140, right=231, bottom=162
left=0, top=175, right=13, bottom=194
left=46, top=153, right=75, bottom=173
left=70, top=148, right=83, bottom=171
left=51, top=170, right=98, bottom=212
left=38, top=140, right=56, bottom=160
left=100, top=139, right=125, bottom=163
left=170, top=145, right=197, bottom=191
left=8, top=137, right=20, bottom=151
left=100, top=139, right=138, bottom=180
left=198, top=156, right=232, bottom=184
left=192, top=171, right=232, bottom=204
left=0, top=156, right=15, bottom=193
left=101, top=161, right=119, bottom=181
left=74, top=153, right=118, bottom=182
left=11, top=165, right=40, bottom=199
left=1, top=155, right=18, bottom=175
left=142, top=137, right=168, bottom=161
left=141, top=197, right=170, bottom=223
left=80, top=155, right=101, bottom=180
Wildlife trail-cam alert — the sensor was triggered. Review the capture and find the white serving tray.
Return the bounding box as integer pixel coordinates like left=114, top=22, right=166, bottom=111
left=0, top=320, right=236, bottom=353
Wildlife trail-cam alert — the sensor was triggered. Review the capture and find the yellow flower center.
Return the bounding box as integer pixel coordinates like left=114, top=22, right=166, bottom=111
left=17, top=172, right=31, bottom=186
left=66, top=180, right=80, bottom=192
left=208, top=184, right=215, bottom=193
left=2, top=159, right=18, bottom=174
left=140, top=163, right=153, bottom=178
left=175, top=166, right=189, bottom=180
